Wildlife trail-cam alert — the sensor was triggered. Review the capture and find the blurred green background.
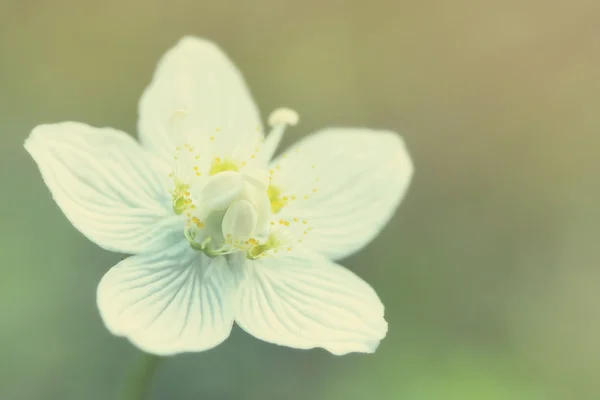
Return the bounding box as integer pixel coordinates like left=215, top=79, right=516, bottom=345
left=1, top=0, right=599, bottom=399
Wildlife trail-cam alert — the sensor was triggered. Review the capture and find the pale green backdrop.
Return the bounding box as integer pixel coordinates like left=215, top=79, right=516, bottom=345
left=1, top=1, right=599, bottom=399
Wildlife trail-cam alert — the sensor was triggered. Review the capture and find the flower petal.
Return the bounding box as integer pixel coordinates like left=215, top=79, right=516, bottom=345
left=97, top=241, right=235, bottom=355
left=25, top=122, right=180, bottom=255
left=234, top=248, right=387, bottom=355
left=138, top=36, right=263, bottom=162
left=271, top=128, right=413, bottom=260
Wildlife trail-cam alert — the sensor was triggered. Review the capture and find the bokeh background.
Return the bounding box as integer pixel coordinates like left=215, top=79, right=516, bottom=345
left=1, top=1, right=599, bottom=399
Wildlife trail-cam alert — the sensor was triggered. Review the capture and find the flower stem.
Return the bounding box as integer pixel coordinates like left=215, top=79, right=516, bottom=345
left=121, top=352, right=162, bottom=400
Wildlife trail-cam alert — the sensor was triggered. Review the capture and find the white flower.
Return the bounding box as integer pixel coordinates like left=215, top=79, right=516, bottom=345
left=24, top=37, right=413, bottom=356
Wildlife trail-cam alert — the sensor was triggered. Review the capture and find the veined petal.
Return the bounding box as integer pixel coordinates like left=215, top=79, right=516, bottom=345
left=97, top=241, right=236, bottom=355
left=271, top=128, right=413, bottom=260
left=25, top=122, right=179, bottom=255
left=138, top=36, right=263, bottom=162
left=234, top=248, right=387, bottom=355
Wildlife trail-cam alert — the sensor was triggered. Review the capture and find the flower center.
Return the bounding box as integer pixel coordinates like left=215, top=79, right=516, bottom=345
left=166, top=107, right=315, bottom=259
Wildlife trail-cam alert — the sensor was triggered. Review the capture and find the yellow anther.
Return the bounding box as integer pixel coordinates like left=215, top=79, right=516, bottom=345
left=189, top=217, right=204, bottom=228
left=171, top=180, right=191, bottom=214
left=247, top=234, right=281, bottom=259
left=209, top=158, right=239, bottom=176
left=293, top=217, right=298, bottom=222
left=173, top=197, right=187, bottom=214
left=210, top=136, right=215, bottom=141
left=267, top=185, right=287, bottom=214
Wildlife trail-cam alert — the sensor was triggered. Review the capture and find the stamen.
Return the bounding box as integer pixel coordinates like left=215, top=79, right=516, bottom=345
left=246, top=215, right=309, bottom=259
left=247, top=234, right=281, bottom=259
left=261, top=107, right=299, bottom=162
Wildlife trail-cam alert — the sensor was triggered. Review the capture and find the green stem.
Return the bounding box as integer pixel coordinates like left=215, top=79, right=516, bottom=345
left=121, top=352, right=162, bottom=400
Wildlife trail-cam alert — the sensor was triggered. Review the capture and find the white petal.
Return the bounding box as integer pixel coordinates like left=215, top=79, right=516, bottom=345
left=138, top=36, right=263, bottom=161
left=25, top=122, right=180, bottom=255
left=271, top=128, right=413, bottom=260
left=221, top=199, right=258, bottom=241
left=97, top=241, right=235, bottom=355
left=234, top=248, right=387, bottom=355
